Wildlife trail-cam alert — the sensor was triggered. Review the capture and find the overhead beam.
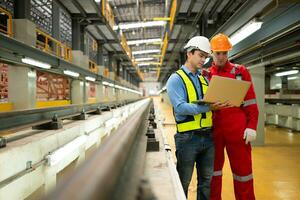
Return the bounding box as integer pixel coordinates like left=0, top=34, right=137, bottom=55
left=71, top=0, right=87, bottom=17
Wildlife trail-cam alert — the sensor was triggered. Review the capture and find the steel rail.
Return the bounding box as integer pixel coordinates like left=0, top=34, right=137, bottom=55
left=45, top=99, right=151, bottom=200
left=0, top=99, right=140, bottom=132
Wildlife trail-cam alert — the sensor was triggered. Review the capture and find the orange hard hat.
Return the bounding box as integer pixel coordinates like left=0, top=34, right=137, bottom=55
left=210, top=33, right=232, bottom=52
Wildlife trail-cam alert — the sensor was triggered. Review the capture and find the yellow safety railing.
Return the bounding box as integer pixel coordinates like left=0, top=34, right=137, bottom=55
left=169, top=0, right=177, bottom=32
left=156, top=0, right=177, bottom=80
left=157, top=32, right=168, bottom=79
left=36, top=29, right=72, bottom=62
left=160, top=32, right=168, bottom=65
left=104, top=68, right=110, bottom=78
left=101, top=1, right=144, bottom=81
left=92, top=39, right=98, bottom=51
left=102, top=0, right=115, bottom=28
left=120, top=33, right=132, bottom=60
left=131, top=57, right=144, bottom=81
left=119, top=33, right=144, bottom=81
left=0, top=7, right=13, bottom=37
left=89, top=60, right=99, bottom=74
left=137, top=69, right=144, bottom=81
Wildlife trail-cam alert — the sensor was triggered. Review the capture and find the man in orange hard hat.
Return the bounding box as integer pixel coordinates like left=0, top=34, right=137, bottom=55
left=205, top=33, right=259, bottom=200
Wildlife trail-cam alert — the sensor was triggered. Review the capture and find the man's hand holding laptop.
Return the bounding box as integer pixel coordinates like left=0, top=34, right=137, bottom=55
left=209, top=101, right=234, bottom=111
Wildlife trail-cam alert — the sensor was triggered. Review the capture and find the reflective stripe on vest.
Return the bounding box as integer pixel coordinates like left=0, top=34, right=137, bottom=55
left=175, top=69, right=213, bottom=133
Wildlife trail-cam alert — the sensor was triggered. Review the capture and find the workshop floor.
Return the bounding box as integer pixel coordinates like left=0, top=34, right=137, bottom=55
left=153, top=97, right=300, bottom=200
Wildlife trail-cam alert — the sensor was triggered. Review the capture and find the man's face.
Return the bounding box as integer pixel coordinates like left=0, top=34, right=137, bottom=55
left=188, top=50, right=209, bottom=69
left=213, top=51, right=228, bottom=67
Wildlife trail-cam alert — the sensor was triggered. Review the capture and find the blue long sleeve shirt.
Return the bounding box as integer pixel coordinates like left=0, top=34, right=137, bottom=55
left=166, top=65, right=210, bottom=122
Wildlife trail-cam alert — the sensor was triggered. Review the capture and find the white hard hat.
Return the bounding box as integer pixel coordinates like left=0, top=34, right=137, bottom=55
left=183, top=36, right=211, bottom=54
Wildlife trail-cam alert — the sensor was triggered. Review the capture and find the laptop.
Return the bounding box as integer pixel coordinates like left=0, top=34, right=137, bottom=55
left=192, top=75, right=251, bottom=107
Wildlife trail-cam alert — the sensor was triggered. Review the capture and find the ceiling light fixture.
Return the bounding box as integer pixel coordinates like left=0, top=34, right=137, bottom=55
left=230, top=18, right=263, bottom=46
left=127, top=38, right=162, bottom=45
left=287, top=76, right=299, bottom=80
left=132, top=49, right=161, bottom=55
left=275, top=70, right=299, bottom=77
left=137, top=62, right=161, bottom=66
left=85, top=76, right=96, bottom=82
left=135, top=57, right=156, bottom=62
left=113, top=21, right=166, bottom=30
left=63, top=70, right=80, bottom=77
left=21, top=57, right=51, bottom=69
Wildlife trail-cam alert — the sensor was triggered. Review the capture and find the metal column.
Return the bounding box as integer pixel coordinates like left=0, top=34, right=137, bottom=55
left=72, top=19, right=85, bottom=52
left=52, top=1, right=60, bottom=40
left=97, top=41, right=104, bottom=66
left=14, top=0, right=31, bottom=19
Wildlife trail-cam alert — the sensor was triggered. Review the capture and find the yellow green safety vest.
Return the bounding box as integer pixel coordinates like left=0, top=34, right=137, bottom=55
left=175, top=69, right=213, bottom=133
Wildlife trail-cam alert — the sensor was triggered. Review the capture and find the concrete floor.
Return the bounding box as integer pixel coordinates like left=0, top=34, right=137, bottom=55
left=153, top=97, right=300, bottom=200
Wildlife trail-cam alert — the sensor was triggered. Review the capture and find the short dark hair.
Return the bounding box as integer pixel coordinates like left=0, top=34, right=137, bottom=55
left=185, top=49, right=199, bottom=61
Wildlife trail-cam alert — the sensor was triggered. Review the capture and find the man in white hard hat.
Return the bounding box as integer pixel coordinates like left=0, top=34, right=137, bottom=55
left=166, top=36, right=228, bottom=200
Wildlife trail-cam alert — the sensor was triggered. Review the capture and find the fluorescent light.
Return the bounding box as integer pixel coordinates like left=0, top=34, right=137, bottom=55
left=137, top=62, right=161, bottom=66
left=21, top=57, right=51, bottom=69
left=113, top=21, right=166, bottom=30
left=135, top=57, right=156, bottom=62
left=114, top=85, right=123, bottom=89
left=63, top=70, right=80, bottom=77
left=137, top=63, right=151, bottom=66
left=275, top=70, right=299, bottom=77
left=288, top=76, right=299, bottom=80
left=102, top=81, right=115, bottom=87
left=85, top=76, right=96, bottom=82
left=153, top=55, right=162, bottom=58
left=128, top=38, right=162, bottom=45
left=94, top=0, right=100, bottom=2
left=230, top=19, right=263, bottom=46
left=132, top=49, right=161, bottom=55
left=102, top=81, right=109, bottom=86
left=46, top=135, right=87, bottom=166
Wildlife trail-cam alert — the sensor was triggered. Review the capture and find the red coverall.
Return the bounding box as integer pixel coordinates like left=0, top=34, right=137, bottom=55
left=204, top=61, right=259, bottom=200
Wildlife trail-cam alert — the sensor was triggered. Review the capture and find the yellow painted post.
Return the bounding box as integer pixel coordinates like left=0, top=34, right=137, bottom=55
left=56, top=42, right=60, bottom=58
left=157, top=32, right=168, bottom=80
left=8, top=12, right=13, bottom=37
left=102, top=0, right=105, bottom=17
left=45, top=37, right=49, bottom=52
left=169, top=0, right=177, bottom=31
